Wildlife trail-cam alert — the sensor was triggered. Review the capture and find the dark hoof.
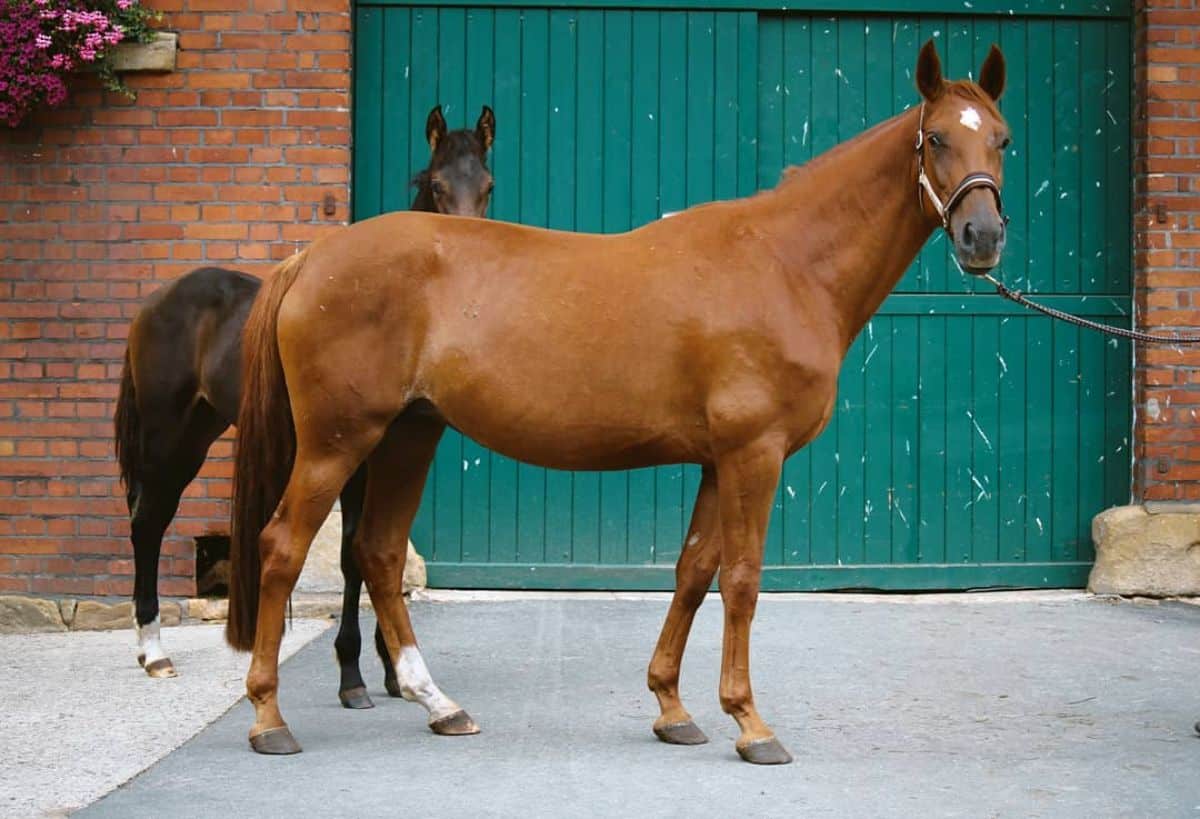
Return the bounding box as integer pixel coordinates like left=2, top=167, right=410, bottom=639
left=144, top=658, right=177, bottom=678
left=736, top=736, right=793, bottom=765
left=338, top=686, right=375, bottom=710
left=385, top=677, right=405, bottom=699
left=249, top=726, right=302, bottom=755
left=429, top=710, right=480, bottom=736
left=653, top=720, right=709, bottom=746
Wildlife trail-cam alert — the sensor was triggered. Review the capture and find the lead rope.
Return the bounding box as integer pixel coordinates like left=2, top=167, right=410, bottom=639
left=980, top=272, right=1200, bottom=344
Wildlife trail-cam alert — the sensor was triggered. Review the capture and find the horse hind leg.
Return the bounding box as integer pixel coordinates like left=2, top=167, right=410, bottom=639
left=375, top=621, right=401, bottom=698
left=333, top=465, right=374, bottom=709
left=356, top=415, right=479, bottom=736
left=129, top=402, right=226, bottom=678
left=130, top=479, right=176, bottom=678
left=647, top=466, right=720, bottom=746
left=246, top=444, right=366, bottom=754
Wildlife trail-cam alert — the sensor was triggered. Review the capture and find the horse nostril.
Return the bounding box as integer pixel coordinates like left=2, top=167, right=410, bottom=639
left=962, top=221, right=977, bottom=248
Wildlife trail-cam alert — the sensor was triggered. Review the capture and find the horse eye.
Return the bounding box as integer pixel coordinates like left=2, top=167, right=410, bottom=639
left=431, top=180, right=445, bottom=196
left=927, top=133, right=944, bottom=149
left=998, top=136, right=1012, bottom=151
left=487, top=182, right=495, bottom=194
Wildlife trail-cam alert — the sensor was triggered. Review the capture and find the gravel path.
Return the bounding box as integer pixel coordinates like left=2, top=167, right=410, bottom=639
left=0, top=618, right=331, bottom=818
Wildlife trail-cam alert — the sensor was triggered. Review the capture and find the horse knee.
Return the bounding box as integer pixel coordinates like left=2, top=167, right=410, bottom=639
left=718, top=562, right=761, bottom=613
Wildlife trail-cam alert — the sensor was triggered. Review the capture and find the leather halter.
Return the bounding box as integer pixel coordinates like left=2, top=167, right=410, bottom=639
left=914, top=102, right=1004, bottom=233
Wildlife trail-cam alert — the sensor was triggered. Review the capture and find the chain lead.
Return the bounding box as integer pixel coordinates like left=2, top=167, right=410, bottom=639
left=981, top=273, right=1200, bottom=345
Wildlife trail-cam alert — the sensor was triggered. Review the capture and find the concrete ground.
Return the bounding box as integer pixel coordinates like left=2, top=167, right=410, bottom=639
left=0, top=618, right=331, bottom=818
left=64, top=592, right=1200, bottom=818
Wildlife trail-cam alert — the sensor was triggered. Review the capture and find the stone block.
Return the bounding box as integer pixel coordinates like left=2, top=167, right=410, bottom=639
left=187, top=598, right=228, bottom=621
left=296, top=501, right=427, bottom=594
left=1089, top=505, right=1200, bottom=597
left=71, top=600, right=134, bottom=631
left=59, top=598, right=77, bottom=628
left=0, top=596, right=66, bottom=633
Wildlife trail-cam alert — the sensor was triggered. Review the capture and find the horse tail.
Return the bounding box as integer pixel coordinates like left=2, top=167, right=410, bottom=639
left=113, top=348, right=140, bottom=491
left=226, top=250, right=307, bottom=652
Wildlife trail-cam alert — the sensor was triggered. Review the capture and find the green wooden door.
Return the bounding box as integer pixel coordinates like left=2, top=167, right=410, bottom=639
left=352, top=1, right=1132, bottom=590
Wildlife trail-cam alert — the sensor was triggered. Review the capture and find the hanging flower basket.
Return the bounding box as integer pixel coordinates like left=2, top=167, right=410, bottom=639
left=0, top=0, right=162, bottom=127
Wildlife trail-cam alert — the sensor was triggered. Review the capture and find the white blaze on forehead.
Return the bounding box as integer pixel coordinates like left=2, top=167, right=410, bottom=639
left=395, top=645, right=461, bottom=721
left=959, top=106, right=982, bottom=132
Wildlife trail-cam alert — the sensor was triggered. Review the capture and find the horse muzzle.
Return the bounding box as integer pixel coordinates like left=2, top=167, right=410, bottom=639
left=953, top=213, right=1006, bottom=275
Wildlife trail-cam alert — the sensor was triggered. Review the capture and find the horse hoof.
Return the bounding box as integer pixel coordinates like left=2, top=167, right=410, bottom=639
left=736, top=736, right=793, bottom=765
left=249, top=726, right=303, bottom=755
left=338, top=686, right=375, bottom=710
left=144, top=658, right=177, bottom=678
left=385, top=678, right=405, bottom=699
left=653, top=720, right=709, bottom=746
left=429, top=710, right=480, bottom=736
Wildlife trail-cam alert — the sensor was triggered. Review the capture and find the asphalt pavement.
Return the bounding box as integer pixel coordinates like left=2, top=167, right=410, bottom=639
left=76, top=593, right=1200, bottom=818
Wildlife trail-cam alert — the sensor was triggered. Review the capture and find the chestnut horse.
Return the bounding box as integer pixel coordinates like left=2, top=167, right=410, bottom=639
left=115, top=105, right=495, bottom=704
left=227, top=41, right=1009, bottom=764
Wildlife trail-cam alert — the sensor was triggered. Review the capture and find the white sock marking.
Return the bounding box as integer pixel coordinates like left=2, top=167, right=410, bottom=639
left=960, top=106, right=982, bottom=132
left=135, top=615, right=168, bottom=666
left=395, top=646, right=460, bottom=721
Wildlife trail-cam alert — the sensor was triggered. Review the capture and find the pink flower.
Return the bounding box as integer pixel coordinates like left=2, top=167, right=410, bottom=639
left=35, top=34, right=52, bottom=49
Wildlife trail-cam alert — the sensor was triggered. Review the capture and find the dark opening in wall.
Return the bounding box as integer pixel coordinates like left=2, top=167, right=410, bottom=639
left=195, top=535, right=231, bottom=598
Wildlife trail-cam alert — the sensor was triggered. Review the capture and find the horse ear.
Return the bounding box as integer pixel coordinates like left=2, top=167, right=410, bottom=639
left=916, top=39, right=945, bottom=102
left=476, top=105, right=495, bottom=151
left=426, top=105, right=448, bottom=152
left=978, top=44, right=1006, bottom=101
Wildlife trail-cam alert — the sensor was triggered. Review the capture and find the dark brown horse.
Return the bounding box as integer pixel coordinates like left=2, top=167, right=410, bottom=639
left=115, top=105, right=495, bottom=706
left=226, top=41, right=1009, bottom=764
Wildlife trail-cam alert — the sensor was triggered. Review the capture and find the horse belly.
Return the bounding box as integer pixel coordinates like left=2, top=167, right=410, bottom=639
left=424, top=344, right=706, bottom=471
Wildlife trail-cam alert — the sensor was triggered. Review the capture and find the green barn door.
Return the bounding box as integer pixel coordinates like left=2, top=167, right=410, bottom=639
left=352, top=3, right=1132, bottom=590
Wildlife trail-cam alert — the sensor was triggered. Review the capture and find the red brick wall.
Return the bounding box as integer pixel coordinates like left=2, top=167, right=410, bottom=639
left=1134, top=0, right=1200, bottom=501
left=0, top=2, right=1196, bottom=597
left=0, top=0, right=351, bottom=596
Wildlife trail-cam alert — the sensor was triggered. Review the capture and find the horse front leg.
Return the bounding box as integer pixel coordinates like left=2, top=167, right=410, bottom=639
left=714, top=437, right=792, bottom=765
left=333, top=467, right=374, bottom=709
left=647, top=465, right=720, bottom=745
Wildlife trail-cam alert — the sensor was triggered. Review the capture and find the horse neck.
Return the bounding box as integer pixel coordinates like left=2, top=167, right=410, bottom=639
left=762, top=107, right=937, bottom=350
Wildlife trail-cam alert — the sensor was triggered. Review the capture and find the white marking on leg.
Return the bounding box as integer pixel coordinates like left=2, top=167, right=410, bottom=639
left=959, top=106, right=982, bottom=131
left=395, top=646, right=460, bottom=721
left=135, top=615, right=168, bottom=666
